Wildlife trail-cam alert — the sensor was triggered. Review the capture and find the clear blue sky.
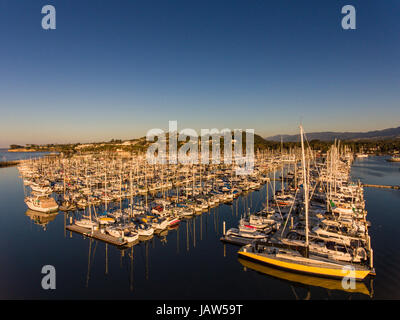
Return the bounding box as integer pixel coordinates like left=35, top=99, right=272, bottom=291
left=0, top=0, right=399, bottom=147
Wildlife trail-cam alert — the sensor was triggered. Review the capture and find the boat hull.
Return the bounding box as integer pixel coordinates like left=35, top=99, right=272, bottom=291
left=238, top=258, right=371, bottom=296
left=25, top=201, right=59, bottom=213
left=238, top=250, right=370, bottom=281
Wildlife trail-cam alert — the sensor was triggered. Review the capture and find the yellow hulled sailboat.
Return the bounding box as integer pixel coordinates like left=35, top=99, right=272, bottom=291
left=238, top=125, right=373, bottom=282
left=238, top=258, right=371, bottom=296
left=238, top=244, right=371, bottom=281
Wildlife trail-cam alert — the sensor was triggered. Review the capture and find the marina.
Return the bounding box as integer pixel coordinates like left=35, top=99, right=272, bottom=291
left=1, top=1, right=400, bottom=304
left=1, top=138, right=399, bottom=299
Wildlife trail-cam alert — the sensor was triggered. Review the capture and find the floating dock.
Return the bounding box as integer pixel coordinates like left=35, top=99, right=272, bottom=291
left=220, top=235, right=255, bottom=246
left=66, top=225, right=127, bottom=246
left=362, top=184, right=400, bottom=190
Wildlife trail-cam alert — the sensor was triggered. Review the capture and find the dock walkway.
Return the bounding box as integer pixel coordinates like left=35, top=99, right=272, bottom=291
left=66, top=225, right=127, bottom=246
left=362, top=184, right=400, bottom=190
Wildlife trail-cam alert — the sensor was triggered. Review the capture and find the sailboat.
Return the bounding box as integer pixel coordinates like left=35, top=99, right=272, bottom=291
left=238, top=125, right=373, bottom=281
left=75, top=204, right=98, bottom=230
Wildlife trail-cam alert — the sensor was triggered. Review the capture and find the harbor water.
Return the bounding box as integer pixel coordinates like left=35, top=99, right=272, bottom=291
left=0, top=155, right=399, bottom=299
left=0, top=149, right=51, bottom=163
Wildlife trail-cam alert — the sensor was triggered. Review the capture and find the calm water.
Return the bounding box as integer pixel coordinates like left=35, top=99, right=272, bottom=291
left=0, top=149, right=51, bottom=162
left=0, top=156, right=399, bottom=299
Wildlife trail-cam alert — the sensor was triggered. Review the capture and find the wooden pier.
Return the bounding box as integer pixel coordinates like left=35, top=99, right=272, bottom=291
left=362, top=184, right=400, bottom=190
left=220, top=235, right=255, bottom=246
left=66, top=225, right=127, bottom=246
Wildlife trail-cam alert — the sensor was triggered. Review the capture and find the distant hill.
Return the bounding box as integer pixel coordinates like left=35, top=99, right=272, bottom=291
left=134, top=132, right=279, bottom=150
left=265, top=126, right=400, bottom=142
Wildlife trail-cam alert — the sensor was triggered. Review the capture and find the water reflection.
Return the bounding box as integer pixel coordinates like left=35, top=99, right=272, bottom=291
left=238, top=258, right=373, bottom=298
left=25, top=209, right=58, bottom=231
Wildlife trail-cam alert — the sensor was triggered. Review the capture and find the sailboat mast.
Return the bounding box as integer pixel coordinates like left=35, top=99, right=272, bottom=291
left=281, top=137, right=284, bottom=194
left=300, top=125, right=309, bottom=251
left=105, top=169, right=107, bottom=212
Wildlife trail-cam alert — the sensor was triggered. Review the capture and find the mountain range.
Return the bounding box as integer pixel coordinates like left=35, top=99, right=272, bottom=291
left=265, top=126, right=400, bottom=142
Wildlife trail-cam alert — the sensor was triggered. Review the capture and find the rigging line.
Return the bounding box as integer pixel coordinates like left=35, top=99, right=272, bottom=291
left=252, top=184, right=265, bottom=212
left=280, top=187, right=299, bottom=237
left=308, top=178, right=319, bottom=202
left=270, top=183, right=284, bottom=220
left=303, top=129, right=328, bottom=198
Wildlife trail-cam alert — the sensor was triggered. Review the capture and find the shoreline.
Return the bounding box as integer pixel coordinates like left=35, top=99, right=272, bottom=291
left=7, top=149, right=37, bottom=152
left=0, top=161, right=20, bottom=168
